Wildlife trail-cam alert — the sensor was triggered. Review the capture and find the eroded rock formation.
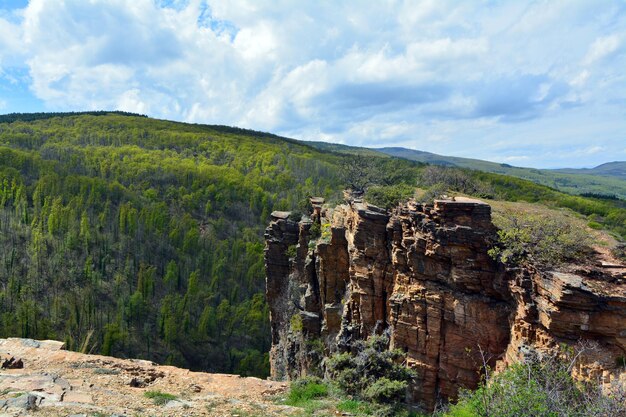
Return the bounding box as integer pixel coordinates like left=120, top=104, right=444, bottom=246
left=265, top=198, right=626, bottom=410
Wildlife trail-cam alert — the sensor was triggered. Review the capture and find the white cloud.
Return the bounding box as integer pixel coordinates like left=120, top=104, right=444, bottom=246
left=0, top=0, right=624, bottom=168
left=583, top=34, right=622, bottom=65
left=233, top=22, right=277, bottom=60
left=501, top=155, right=529, bottom=162
left=0, top=15, right=22, bottom=67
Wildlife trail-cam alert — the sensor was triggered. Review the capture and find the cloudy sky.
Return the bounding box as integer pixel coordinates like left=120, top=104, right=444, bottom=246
left=0, top=0, right=624, bottom=168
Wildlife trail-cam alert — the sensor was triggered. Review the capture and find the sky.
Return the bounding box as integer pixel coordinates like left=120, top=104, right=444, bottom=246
left=0, top=0, right=624, bottom=168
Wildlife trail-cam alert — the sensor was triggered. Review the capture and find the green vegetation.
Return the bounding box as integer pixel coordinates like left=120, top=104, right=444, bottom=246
left=441, top=348, right=625, bottom=417
left=281, top=378, right=418, bottom=417
left=0, top=113, right=345, bottom=376
left=284, top=346, right=625, bottom=416
left=0, top=112, right=420, bottom=377
left=376, top=146, right=626, bottom=199
left=489, top=204, right=593, bottom=267
left=417, top=165, right=494, bottom=198
left=280, top=334, right=417, bottom=416
left=555, top=161, right=626, bottom=180
left=299, top=142, right=626, bottom=197
left=144, top=390, right=177, bottom=405
left=413, top=165, right=626, bottom=239
left=364, top=184, right=415, bottom=209
left=0, top=111, right=623, bottom=384
left=326, top=333, right=415, bottom=415
left=285, top=377, right=330, bottom=407
left=475, top=171, right=626, bottom=239
left=0, top=111, right=147, bottom=123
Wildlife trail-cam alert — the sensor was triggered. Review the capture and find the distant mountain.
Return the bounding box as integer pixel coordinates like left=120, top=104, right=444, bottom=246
left=376, top=148, right=626, bottom=199
left=375, top=147, right=626, bottom=199
left=553, top=161, right=626, bottom=180
left=300, top=141, right=389, bottom=158
left=300, top=142, right=626, bottom=199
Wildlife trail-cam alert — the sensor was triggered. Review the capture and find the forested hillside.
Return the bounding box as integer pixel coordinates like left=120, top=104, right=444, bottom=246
left=0, top=112, right=623, bottom=379
left=0, top=113, right=419, bottom=377
left=376, top=147, right=626, bottom=199
left=301, top=141, right=626, bottom=199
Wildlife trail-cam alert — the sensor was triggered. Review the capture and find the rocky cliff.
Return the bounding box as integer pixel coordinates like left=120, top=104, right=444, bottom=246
left=265, top=198, right=626, bottom=410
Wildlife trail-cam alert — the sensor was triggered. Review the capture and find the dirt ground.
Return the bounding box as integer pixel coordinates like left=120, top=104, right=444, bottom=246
left=0, top=338, right=297, bottom=416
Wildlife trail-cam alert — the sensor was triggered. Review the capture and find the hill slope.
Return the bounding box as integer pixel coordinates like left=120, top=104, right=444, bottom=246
left=554, top=161, right=626, bottom=180
left=0, top=112, right=623, bottom=380
left=0, top=112, right=422, bottom=377
left=375, top=147, right=626, bottom=199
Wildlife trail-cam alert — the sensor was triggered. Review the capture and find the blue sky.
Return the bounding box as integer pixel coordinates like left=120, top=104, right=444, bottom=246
left=0, top=1, right=624, bottom=168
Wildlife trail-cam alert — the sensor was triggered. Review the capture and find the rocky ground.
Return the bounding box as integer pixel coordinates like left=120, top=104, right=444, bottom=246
left=0, top=338, right=296, bottom=417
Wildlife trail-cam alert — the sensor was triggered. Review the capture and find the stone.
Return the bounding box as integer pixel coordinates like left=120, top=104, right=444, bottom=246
left=38, top=340, right=66, bottom=350
left=270, top=211, right=291, bottom=220
left=265, top=197, right=626, bottom=411
left=1, top=357, right=23, bottom=369
left=5, top=393, right=40, bottom=410
left=128, top=377, right=146, bottom=388
left=63, top=391, right=93, bottom=404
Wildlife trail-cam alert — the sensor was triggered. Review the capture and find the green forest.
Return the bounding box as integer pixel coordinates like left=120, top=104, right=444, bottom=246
left=0, top=112, right=623, bottom=378
left=0, top=112, right=419, bottom=376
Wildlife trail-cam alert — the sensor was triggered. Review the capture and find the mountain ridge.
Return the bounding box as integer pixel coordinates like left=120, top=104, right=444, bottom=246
left=300, top=141, right=626, bottom=198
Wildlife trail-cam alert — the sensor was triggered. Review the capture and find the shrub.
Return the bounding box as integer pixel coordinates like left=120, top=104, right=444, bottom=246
left=290, top=314, right=303, bottom=333
left=309, top=221, right=321, bottom=239
left=418, top=166, right=494, bottom=198
left=288, top=210, right=303, bottom=221
left=415, top=183, right=449, bottom=204
left=285, top=244, right=298, bottom=259
left=442, top=346, right=626, bottom=417
left=588, top=221, right=603, bottom=230
left=298, top=197, right=314, bottom=215
left=363, top=377, right=408, bottom=404
left=326, top=331, right=415, bottom=409
left=144, top=390, right=177, bottom=405
left=285, top=376, right=329, bottom=407
left=488, top=207, right=592, bottom=267
left=365, top=184, right=415, bottom=210
left=612, top=243, right=626, bottom=262
left=320, top=221, right=332, bottom=242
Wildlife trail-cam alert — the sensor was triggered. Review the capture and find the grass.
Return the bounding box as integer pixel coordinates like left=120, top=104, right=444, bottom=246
left=337, top=399, right=374, bottom=415
left=285, top=380, right=329, bottom=407
left=277, top=379, right=334, bottom=416
left=281, top=379, right=424, bottom=417
left=143, top=390, right=177, bottom=405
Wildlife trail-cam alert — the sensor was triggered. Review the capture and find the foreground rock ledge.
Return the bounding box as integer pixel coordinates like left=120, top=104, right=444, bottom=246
left=265, top=198, right=626, bottom=411
left=0, top=338, right=290, bottom=416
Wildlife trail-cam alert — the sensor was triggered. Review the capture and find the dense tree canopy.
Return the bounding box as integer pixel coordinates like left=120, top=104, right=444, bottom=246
left=0, top=112, right=622, bottom=378
left=0, top=113, right=425, bottom=376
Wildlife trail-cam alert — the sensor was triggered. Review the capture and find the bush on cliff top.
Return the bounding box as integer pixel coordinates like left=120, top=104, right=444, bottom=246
left=488, top=204, right=593, bottom=267
left=442, top=347, right=625, bottom=417
left=365, top=184, right=415, bottom=209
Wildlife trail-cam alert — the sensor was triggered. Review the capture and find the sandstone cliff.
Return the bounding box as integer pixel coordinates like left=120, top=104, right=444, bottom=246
left=265, top=198, right=626, bottom=410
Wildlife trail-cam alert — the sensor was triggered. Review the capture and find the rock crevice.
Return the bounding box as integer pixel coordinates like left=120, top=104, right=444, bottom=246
left=265, top=199, right=626, bottom=410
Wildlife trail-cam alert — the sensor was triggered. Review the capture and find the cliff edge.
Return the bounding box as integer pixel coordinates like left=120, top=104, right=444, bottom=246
left=0, top=338, right=290, bottom=416
left=265, top=198, right=626, bottom=410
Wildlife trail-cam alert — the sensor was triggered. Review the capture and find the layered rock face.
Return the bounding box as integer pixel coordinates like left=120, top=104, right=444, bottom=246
left=265, top=198, right=626, bottom=410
